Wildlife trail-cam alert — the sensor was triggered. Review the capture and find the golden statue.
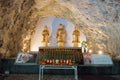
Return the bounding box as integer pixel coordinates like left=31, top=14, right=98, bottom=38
left=56, top=24, right=66, bottom=47
left=72, top=26, right=80, bottom=47
left=42, top=26, right=50, bottom=47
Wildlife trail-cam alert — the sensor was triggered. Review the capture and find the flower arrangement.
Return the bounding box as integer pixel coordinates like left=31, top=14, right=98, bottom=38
left=81, top=41, right=87, bottom=48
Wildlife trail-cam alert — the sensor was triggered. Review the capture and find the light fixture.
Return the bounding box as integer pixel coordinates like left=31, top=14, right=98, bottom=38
left=88, top=49, right=92, bottom=54
left=98, top=50, right=103, bottom=55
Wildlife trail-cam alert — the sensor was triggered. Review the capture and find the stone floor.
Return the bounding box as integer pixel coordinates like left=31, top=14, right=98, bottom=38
left=0, top=74, right=120, bottom=80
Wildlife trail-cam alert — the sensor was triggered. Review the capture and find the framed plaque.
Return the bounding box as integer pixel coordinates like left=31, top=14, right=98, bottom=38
left=83, top=54, right=113, bottom=65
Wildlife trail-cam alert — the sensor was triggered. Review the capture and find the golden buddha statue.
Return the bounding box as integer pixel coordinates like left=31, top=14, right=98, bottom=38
left=42, top=26, right=50, bottom=47
left=72, top=26, right=80, bottom=47
left=56, top=24, right=66, bottom=47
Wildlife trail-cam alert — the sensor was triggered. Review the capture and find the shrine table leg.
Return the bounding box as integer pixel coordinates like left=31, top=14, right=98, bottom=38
left=41, top=66, right=44, bottom=79
left=39, top=65, right=41, bottom=80
left=74, top=66, right=78, bottom=80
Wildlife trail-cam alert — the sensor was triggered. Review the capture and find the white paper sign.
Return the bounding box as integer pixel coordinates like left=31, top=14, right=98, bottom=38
left=15, top=53, right=29, bottom=63
left=15, top=52, right=34, bottom=63
left=91, top=54, right=113, bottom=65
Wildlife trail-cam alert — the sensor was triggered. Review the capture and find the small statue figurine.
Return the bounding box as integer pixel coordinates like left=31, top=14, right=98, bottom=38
left=56, top=24, right=66, bottom=47
left=42, top=26, right=50, bottom=47
left=72, top=26, right=80, bottom=47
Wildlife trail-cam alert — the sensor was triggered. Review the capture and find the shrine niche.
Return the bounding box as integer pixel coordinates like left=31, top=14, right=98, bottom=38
left=30, top=16, right=86, bottom=51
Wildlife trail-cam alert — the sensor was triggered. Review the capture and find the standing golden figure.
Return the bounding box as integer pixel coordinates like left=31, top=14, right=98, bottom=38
left=42, top=26, right=50, bottom=47
left=72, top=26, right=80, bottom=47
left=56, top=24, right=66, bottom=47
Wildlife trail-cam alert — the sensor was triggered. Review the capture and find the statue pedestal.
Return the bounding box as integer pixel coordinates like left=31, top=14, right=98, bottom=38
left=72, top=41, right=79, bottom=47
left=42, top=41, right=49, bottom=47
left=57, top=41, right=65, bottom=47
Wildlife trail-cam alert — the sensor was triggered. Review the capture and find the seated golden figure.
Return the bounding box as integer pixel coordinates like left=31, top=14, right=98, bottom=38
left=72, top=26, right=80, bottom=47
left=56, top=24, right=66, bottom=47
left=42, top=26, right=50, bottom=47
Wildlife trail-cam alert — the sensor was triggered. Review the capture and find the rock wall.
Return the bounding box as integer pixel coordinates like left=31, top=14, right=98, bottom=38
left=0, top=0, right=120, bottom=58
left=0, top=0, right=39, bottom=58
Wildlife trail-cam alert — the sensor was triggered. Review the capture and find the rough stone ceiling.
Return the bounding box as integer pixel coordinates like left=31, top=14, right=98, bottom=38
left=0, top=0, right=120, bottom=58
left=34, top=0, right=120, bottom=56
